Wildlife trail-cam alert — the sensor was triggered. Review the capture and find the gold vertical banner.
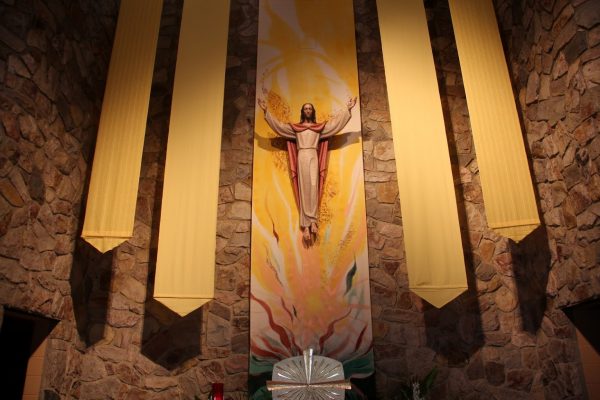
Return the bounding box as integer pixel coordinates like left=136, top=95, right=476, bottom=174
left=376, top=0, right=467, bottom=307
left=448, top=0, right=539, bottom=241
left=153, top=0, right=231, bottom=316
left=82, top=0, right=163, bottom=252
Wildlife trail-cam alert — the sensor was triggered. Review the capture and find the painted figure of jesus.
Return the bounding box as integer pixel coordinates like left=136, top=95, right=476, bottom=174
left=258, top=97, right=357, bottom=242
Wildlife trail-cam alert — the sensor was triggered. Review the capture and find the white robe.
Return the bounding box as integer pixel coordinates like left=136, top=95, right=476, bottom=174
left=264, top=109, right=352, bottom=228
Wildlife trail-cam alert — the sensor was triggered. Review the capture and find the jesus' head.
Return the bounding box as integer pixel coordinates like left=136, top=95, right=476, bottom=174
left=300, top=103, right=316, bottom=123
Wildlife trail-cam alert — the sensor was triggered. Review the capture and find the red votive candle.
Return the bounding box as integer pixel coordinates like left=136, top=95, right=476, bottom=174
left=210, top=383, right=223, bottom=400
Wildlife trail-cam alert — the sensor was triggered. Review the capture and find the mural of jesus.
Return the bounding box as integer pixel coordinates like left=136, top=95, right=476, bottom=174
left=257, top=96, right=357, bottom=243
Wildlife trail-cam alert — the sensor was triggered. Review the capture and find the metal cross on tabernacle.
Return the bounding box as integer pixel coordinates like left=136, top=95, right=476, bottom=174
left=266, top=348, right=351, bottom=399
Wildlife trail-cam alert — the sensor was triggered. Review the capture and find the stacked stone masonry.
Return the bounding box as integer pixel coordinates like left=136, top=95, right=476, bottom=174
left=0, top=0, right=598, bottom=399
left=0, top=0, right=118, bottom=318
left=495, top=0, right=600, bottom=308
left=358, top=0, right=599, bottom=398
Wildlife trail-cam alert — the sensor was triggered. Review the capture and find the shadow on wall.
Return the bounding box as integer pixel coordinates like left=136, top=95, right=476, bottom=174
left=420, top=0, right=552, bottom=367
left=141, top=300, right=204, bottom=370
left=421, top=62, right=485, bottom=369
left=136, top=117, right=205, bottom=371
left=563, top=299, right=600, bottom=354
left=421, top=95, right=486, bottom=367
left=423, top=278, right=484, bottom=366
left=70, top=240, right=113, bottom=347
left=511, top=226, right=550, bottom=333
left=140, top=96, right=204, bottom=370
left=500, top=0, right=551, bottom=336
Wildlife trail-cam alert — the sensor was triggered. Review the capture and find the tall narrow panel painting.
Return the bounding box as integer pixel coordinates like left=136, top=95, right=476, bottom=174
left=251, top=0, right=373, bottom=395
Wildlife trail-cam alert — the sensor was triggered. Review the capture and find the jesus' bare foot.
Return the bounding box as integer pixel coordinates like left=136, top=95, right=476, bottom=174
left=310, top=222, right=318, bottom=234
left=303, top=227, right=311, bottom=241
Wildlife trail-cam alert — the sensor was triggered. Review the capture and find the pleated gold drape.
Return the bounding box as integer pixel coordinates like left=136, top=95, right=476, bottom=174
left=376, top=0, right=467, bottom=308
left=81, top=0, right=163, bottom=252
left=153, top=0, right=231, bottom=316
left=448, top=0, right=539, bottom=241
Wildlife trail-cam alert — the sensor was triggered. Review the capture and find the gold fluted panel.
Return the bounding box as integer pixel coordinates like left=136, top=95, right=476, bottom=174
left=448, top=0, right=539, bottom=241
left=81, top=0, right=163, bottom=252
left=153, top=0, right=231, bottom=316
left=376, top=0, right=467, bottom=307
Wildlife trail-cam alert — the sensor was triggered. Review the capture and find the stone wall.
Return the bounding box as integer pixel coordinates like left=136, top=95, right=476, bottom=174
left=40, top=0, right=257, bottom=398
left=0, top=0, right=117, bottom=320
left=1, top=0, right=598, bottom=399
left=495, top=0, right=600, bottom=308
left=357, top=0, right=597, bottom=398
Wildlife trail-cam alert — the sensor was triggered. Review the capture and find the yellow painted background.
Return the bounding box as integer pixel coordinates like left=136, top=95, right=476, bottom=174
left=250, top=0, right=373, bottom=378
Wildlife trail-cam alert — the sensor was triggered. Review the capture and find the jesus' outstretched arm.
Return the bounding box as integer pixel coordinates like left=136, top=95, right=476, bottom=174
left=264, top=110, right=296, bottom=139
left=258, top=97, right=296, bottom=139
left=319, top=97, right=356, bottom=139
